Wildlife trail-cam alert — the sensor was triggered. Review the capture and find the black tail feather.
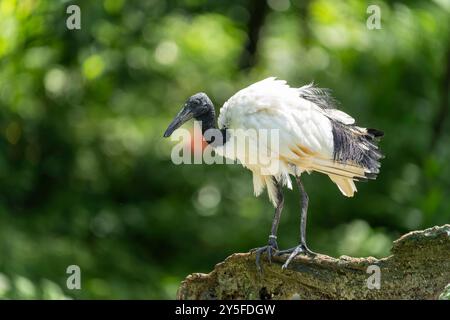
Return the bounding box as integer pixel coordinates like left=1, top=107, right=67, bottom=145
left=331, top=121, right=384, bottom=179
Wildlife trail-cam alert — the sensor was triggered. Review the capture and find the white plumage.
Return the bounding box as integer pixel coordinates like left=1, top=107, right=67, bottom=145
left=215, top=77, right=372, bottom=206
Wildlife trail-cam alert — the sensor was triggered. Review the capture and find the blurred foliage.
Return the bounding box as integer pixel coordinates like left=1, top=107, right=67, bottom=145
left=0, top=0, right=449, bottom=299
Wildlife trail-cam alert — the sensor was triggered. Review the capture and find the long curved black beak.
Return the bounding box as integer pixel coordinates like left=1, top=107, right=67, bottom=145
left=163, top=106, right=193, bottom=137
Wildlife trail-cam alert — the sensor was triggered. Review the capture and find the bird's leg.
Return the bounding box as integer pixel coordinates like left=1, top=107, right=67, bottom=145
left=276, top=176, right=316, bottom=269
left=251, top=181, right=284, bottom=272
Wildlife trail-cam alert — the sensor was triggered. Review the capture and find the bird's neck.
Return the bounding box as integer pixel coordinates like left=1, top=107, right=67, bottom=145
left=194, top=104, right=228, bottom=147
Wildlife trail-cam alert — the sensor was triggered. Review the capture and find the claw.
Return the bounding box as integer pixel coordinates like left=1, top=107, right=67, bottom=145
left=254, top=245, right=277, bottom=272
left=281, top=246, right=302, bottom=269
left=276, top=244, right=316, bottom=270
left=252, top=237, right=278, bottom=272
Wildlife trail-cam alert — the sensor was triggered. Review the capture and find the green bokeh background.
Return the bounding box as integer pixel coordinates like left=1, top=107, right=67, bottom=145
left=0, top=0, right=449, bottom=299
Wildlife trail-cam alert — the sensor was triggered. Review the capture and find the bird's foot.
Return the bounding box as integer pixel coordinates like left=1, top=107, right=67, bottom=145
left=276, top=243, right=316, bottom=270
left=250, top=236, right=278, bottom=272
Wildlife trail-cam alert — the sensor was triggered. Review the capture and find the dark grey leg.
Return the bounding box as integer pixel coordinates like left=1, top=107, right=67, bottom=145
left=276, top=176, right=316, bottom=269
left=252, top=180, right=284, bottom=272
left=298, top=175, right=308, bottom=247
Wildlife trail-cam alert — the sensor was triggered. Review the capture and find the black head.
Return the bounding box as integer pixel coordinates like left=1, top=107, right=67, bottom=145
left=163, top=92, right=213, bottom=137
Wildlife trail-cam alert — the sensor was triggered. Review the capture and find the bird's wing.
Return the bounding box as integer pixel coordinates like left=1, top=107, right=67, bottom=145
left=217, top=77, right=385, bottom=206
left=233, top=100, right=368, bottom=180
left=219, top=77, right=335, bottom=160
left=217, top=77, right=376, bottom=205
